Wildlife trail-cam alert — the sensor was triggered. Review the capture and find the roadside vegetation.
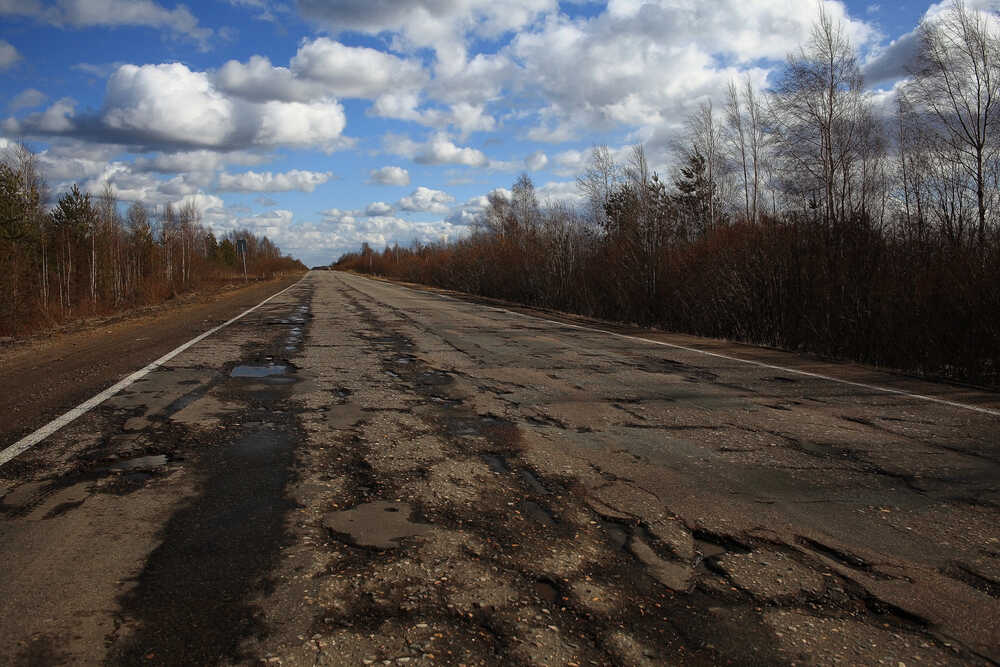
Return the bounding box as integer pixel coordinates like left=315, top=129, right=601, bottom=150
left=337, top=2, right=1000, bottom=387
left=0, top=146, right=306, bottom=338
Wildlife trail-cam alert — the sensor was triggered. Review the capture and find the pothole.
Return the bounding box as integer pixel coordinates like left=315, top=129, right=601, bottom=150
left=534, top=579, right=559, bottom=603
left=108, top=454, right=168, bottom=471
left=323, top=501, right=436, bottom=549
left=516, top=467, right=548, bottom=495
left=518, top=500, right=557, bottom=527
left=481, top=454, right=511, bottom=474
left=231, top=364, right=290, bottom=378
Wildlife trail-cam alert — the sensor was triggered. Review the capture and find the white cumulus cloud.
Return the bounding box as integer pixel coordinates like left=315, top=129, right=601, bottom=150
left=397, top=186, right=456, bottom=214
left=8, top=63, right=350, bottom=152
left=217, top=169, right=333, bottom=192
left=386, top=132, right=489, bottom=167
left=365, top=201, right=395, bottom=216
left=525, top=150, right=548, bottom=171
left=369, top=165, right=410, bottom=186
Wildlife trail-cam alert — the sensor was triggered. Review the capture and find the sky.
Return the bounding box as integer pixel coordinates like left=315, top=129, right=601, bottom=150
left=1, top=0, right=994, bottom=267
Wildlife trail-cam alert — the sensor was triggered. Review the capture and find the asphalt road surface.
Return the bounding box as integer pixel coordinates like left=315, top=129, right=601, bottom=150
left=1, top=270, right=998, bottom=666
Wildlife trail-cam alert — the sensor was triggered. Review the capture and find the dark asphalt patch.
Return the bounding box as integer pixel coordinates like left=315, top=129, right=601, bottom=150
left=105, top=298, right=311, bottom=666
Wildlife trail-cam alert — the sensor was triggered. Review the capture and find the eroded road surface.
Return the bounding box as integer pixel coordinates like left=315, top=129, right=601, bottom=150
left=1, top=270, right=998, bottom=666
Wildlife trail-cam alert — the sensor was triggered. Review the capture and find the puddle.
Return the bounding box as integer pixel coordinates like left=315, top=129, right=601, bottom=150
left=430, top=396, right=463, bottom=407
left=416, top=371, right=451, bottom=386
left=481, top=454, right=511, bottom=474
left=694, top=539, right=728, bottom=559
left=385, top=370, right=400, bottom=379
left=516, top=467, right=548, bottom=495
left=109, top=455, right=168, bottom=471
left=534, top=579, right=559, bottom=603
left=518, top=500, right=557, bottom=527
left=231, top=364, right=289, bottom=378
left=323, top=501, right=435, bottom=549
left=599, top=518, right=630, bottom=550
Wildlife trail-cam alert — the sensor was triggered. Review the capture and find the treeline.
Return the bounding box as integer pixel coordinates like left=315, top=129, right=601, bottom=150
left=0, top=145, right=306, bottom=337
left=337, top=2, right=1000, bottom=387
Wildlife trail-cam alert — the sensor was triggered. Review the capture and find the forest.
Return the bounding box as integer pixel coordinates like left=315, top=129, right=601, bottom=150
left=0, top=145, right=306, bottom=337
left=337, top=3, right=1000, bottom=387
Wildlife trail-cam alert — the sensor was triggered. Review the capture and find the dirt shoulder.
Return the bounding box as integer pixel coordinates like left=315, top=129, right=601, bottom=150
left=0, top=274, right=304, bottom=447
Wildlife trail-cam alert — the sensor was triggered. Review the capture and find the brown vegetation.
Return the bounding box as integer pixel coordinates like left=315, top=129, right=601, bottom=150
left=337, top=2, right=1000, bottom=387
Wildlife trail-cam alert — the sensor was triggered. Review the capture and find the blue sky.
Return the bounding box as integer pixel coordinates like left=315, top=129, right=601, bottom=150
left=0, top=0, right=988, bottom=266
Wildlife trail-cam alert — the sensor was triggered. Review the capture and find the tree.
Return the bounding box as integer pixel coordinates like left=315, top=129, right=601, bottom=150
left=770, top=5, right=872, bottom=227
left=672, top=147, right=715, bottom=238
left=726, top=76, right=767, bottom=224
left=577, top=145, right=619, bottom=229
left=906, top=0, right=1000, bottom=247
left=685, top=101, right=725, bottom=229
left=51, top=185, right=94, bottom=311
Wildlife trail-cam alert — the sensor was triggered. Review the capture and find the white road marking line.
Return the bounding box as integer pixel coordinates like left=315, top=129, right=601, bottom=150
left=0, top=279, right=304, bottom=468
left=350, top=273, right=1000, bottom=419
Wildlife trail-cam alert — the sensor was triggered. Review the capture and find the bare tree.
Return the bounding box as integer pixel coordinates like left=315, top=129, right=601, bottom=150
left=686, top=101, right=725, bottom=229
left=576, top=145, right=619, bottom=229
left=770, top=5, right=870, bottom=226
left=727, top=76, right=768, bottom=224
left=907, top=0, right=1000, bottom=247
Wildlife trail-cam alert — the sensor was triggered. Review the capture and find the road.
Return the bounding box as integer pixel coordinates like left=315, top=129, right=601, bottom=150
left=1, top=270, right=998, bottom=666
left=0, top=276, right=302, bottom=446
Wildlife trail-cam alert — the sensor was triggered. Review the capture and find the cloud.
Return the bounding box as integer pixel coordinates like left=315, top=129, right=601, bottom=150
left=397, top=186, right=455, bottom=213
left=500, top=0, right=876, bottom=152
left=444, top=188, right=509, bottom=225
left=2, top=0, right=213, bottom=50
left=8, top=88, right=47, bottom=112
left=72, top=61, right=126, bottom=78
left=223, top=208, right=295, bottom=237
left=321, top=208, right=360, bottom=224
left=171, top=193, right=226, bottom=216
left=9, top=97, right=78, bottom=133
left=132, top=149, right=269, bottom=174
left=282, top=214, right=471, bottom=266
left=365, top=201, right=395, bottom=216
left=0, top=40, right=20, bottom=69
left=217, top=169, right=333, bottom=192
left=295, top=0, right=556, bottom=50
left=214, top=39, right=428, bottom=106
left=101, top=63, right=240, bottom=147
left=290, top=38, right=427, bottom=98
left=537, top=179, right=584, bottom=206
left=385, top=132, right=489, bottom=166
left=369, top=165, right=410, bottom=186
left=8, top=63, right=349, bottom=152
left=862, top=29, right=921, bottom=89
left=525, top=150, right=548, bottom=171
left=214, top=55, right=325, bottom=104
left=32, top=139, right=126, bottom=184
